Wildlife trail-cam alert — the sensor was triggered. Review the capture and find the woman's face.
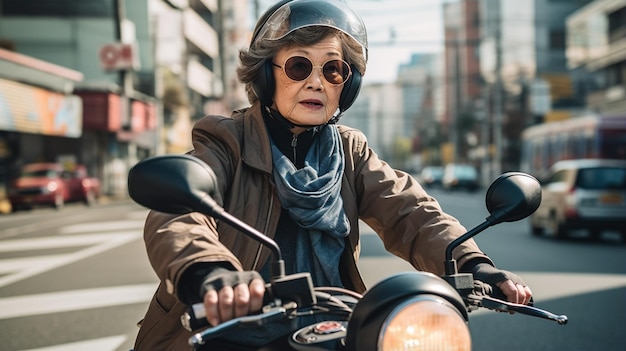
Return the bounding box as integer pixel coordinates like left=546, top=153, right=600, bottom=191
left=271, top=36, right=346, bottom=133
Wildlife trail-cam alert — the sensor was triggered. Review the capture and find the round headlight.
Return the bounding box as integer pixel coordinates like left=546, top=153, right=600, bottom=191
left=346, top=272, right=470, bottom=351
left=379, top=296, right=471, bottom=351
left=46, top=182, right=59, bottom=192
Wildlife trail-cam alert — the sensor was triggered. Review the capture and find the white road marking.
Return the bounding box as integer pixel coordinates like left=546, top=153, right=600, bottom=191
left=0, top=284, right=156, bottom=320
left=0, top=231, right=141, bottom=288
left=0, top=233, right=134, bottom=252
left=0, top=216, right=149, bottom=351
left=19, top=335, right=128, bottom=351
left=59, top=219, right=146, bottom=235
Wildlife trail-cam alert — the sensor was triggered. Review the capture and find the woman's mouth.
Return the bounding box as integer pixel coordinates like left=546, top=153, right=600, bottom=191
left=300, top=100, right=323, bottom=108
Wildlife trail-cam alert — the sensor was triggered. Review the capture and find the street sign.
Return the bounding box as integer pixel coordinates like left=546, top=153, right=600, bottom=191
left=99, top=43, right=139, bottom=71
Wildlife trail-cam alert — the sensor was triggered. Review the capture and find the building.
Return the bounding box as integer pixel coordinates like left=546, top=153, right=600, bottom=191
left=0, top=0, right=160, bottom=196
left=0, top=49, right=84, bottom=198
left=567, top=0, right=626, bottom=114
left=0, top=0, right=250, bottom=196
left=343, top=53, right=444, bottom=172
left=443, top=0, right=482, bottom=165
left=478, top=0, right=592, bottom=174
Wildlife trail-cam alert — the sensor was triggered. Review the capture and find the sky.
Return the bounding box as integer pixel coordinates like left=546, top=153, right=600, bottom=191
left=254, top=0, right=449, bottom=84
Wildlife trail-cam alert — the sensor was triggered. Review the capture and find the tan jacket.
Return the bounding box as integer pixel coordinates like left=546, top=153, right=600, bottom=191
left=133, top=103, right=491, bottom=350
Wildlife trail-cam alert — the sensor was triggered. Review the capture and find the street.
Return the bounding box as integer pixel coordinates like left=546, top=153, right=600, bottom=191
left=0, top=188, right=625, bottom=351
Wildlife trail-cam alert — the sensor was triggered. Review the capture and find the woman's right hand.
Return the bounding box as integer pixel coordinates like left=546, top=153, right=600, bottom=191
left=201, top=269, right=266, bottom=326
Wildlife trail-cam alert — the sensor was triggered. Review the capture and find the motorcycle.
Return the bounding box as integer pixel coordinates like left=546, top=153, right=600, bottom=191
left=127, top=154, right=568, bottom=351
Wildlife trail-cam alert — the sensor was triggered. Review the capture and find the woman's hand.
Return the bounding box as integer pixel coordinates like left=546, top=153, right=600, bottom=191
left=496, top=279, right=533, bottom=305
left=472, top=263, right=533, bottom=305
left=201, top=269, right=266, bottom=326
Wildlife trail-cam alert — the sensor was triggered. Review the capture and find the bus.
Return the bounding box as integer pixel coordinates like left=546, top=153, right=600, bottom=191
left=520, top=113, right=626, bottom=181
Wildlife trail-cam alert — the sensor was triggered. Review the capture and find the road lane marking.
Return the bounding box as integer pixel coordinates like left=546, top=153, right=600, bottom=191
left=59, top=219, right=146, bottom=234
left=19, top=335, right=127, bottom=351
left=0, top=233, right=134, bottom=252
left=0, top=284, right=156, bottom=320
left=0, top=209, right=147, bottom=239
left=0, top=232, right=141, bottom=288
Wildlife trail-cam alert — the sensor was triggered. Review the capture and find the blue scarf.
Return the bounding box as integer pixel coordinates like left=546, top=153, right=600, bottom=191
left=269, top=125, right=350, bottom=287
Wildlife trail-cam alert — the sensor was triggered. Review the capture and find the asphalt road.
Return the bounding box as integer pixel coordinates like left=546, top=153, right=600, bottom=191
left=0, top=188, right=624, bottom=351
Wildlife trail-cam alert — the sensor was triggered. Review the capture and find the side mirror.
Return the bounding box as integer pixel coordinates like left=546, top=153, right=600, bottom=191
left=485, top=172, right=541, bottom=224
left=127, top=154, right=219, bottom=215
left=444, top=171, right=541, bottom=274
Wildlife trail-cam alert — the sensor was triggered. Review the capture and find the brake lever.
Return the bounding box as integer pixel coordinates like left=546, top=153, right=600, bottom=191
left=469, top=294, right=568, bottom=325
left=188, top=302, right=297, bottom=347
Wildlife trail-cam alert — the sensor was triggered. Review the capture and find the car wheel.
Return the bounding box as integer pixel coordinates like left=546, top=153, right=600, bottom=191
left=54, top=193, right=65, bottom=210
left=549, top=214, right=567, bottom=239
left=589, top=229, right=602, bottom=242
left=530, top=220, right=544, bottom=236
left=84, top=190, right=97, bottom=206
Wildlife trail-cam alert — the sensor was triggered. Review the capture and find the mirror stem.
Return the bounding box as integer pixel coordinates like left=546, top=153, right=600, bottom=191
left=198, top=193, right=286, bottom=279
left=444, top=220, right=492, bottom=275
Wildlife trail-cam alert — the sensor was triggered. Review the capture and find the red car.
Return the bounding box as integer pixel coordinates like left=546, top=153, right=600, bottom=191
left=8, top=163, right=101, bottom=211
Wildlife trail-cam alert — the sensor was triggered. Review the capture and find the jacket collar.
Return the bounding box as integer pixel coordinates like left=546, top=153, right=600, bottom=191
left=241, top=102, right=274, bottom=174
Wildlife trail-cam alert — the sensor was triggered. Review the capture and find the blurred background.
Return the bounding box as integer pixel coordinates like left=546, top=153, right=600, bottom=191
left=0, top=1, right=625, bottom=351
left=0, top=0, right=624, bottom=207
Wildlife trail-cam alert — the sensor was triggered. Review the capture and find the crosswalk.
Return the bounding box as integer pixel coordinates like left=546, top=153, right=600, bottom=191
left=0, top=209, right=152, bottom=351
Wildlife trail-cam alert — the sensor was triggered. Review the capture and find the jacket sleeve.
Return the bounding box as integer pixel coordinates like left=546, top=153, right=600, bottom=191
left=345, top=128, right=493, bottom=276
left=141, top=115, right=245, bottom=299
left=143, top=211, right=243, bottom=298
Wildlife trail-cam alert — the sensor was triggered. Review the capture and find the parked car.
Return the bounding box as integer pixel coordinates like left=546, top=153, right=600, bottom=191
left=442, top=163, right=480, bottom=191
left=7, top=163, right=101, bottom=211
left=529, top=159, right=626, bottom=241
left=418, top=166, right=444, bottom=188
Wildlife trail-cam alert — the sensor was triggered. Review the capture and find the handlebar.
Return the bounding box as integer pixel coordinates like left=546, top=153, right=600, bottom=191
left=187, top=304, right=294, bottom=347
left=183, top=285, right=359, bottom=348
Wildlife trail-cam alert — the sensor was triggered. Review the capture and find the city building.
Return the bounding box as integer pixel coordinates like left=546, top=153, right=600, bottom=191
left=567, top=0, right=626, bottom=114
left=443, top=0, right=482, bottom=166
left=0, top=49, right=84, bottom=202
left=344, top=53, right=444, bottom=172
left=0, top=0, right=250, bottom=197
left=477, top=0, right=592, bottom=174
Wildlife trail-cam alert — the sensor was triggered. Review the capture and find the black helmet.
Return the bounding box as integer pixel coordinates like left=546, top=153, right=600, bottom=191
left=252, top=0, right=368, bottom=62
left=251, top=0, right=368, bottom=114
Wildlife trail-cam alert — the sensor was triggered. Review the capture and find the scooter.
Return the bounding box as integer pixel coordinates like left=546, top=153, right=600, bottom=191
left=128, top=154, right=567, bottom=351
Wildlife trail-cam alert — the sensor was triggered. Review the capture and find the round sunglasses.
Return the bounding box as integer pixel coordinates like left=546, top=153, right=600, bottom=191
left=272, top=56, right=352, bottom=85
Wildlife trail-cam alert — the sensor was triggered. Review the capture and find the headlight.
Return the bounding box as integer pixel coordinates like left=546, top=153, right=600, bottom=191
left=379, top=296, right=471, bottom=351
left=346, top=272, right=470, bottom=351
left=46, top=182, right=59, bottom=192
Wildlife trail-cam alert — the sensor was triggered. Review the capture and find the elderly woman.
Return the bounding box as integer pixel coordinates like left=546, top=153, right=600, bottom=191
left=132, top=0, right=532, bottom=350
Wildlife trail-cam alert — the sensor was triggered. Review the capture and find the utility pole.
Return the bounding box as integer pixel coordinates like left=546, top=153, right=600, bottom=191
left=452, top=34, right=461, bottom=163
left=492, top=2, right=503, bottom=178
left=113, top=0, right=133, bottom=96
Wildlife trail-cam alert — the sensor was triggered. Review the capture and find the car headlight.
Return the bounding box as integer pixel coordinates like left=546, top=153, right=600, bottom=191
left=379, top=296, right=471, bottom=351
left=46, top=182, right=59, bottom=193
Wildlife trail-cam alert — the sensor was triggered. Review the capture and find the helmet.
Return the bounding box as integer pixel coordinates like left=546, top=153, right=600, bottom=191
left=251, top=0, right=368, bottom=114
